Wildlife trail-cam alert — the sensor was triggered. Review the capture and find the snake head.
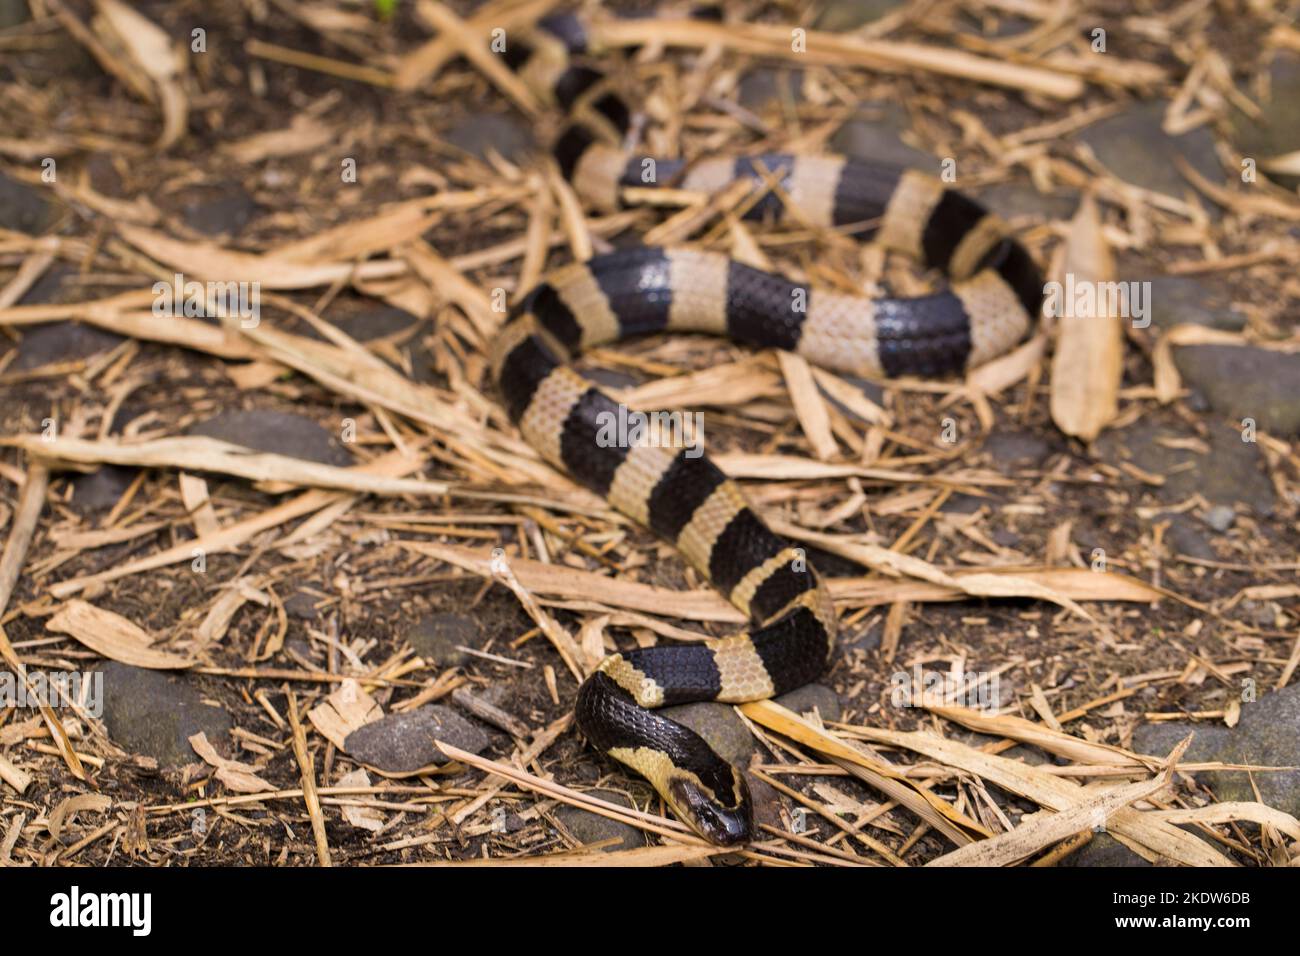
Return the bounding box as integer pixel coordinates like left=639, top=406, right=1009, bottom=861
left=668, top=769, right=753, bottom=846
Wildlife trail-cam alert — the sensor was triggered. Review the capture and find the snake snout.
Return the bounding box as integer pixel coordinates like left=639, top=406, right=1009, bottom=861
left=669, top=772, right=753, bottom=846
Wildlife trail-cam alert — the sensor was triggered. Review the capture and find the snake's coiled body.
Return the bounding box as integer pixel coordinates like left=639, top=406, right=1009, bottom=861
left=489, top=10, right=1043, bottom=844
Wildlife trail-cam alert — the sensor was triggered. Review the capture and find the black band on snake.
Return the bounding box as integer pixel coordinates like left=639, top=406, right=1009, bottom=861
left=489, top=10, right=1044, bottom=845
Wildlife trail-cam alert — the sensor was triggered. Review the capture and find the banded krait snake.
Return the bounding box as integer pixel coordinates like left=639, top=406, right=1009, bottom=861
left=487, top=10, right=1043, bottom=844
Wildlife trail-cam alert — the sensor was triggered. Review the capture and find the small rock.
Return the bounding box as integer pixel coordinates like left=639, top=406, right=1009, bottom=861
left=1065, top=832, right=1152, bottom=867
left=177, top=182, right=259, bottom=237
left=0, top=0, right=31, bottom=27
left=737, top=67, right=804, bottom=112
left=333, top=303, right=420, bottom=342
left=1173, top=345, right=1300, bottom=438
left=12, top=322, right=125, bottom=372
left=982, top=428, right=1053, bottom=469
left=774, top=684, right=842, bottom=723
left=99, top=661, right=232, bottom=769
left=658, top=701, right=755, bottom=766
left=1201, top=505, right=1236, bottom=533
left=554, top=788, right=647, bottom=851
left=446, top=113, right=535, bottom=163
left=1159, top=513, right=1215, bottom=561
left=0, top=170, right=53, bottom=234
left=343, top=705, right=489, bottom=774
left=403, top=612, right=481, bottom=668
left=1077, top=101, right=1223, bottom=210
left=189, top=410, right=353, bottom=467
left=71, top=465, right=137, bottom=512
left=829, top=103, right=935, bottom=173
left=283, top=590, right=322, bottom=620
left=814, top=0, right=906, bottom=31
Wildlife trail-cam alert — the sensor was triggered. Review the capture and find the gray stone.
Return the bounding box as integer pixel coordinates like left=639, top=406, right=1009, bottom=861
left=658, top=701, right=755, bottom=766
left=974, top=181, right=1079, bottom=223
left=1132, top=688, right=1300, bottom=817
left=829, top=103, right=935, bottom=173
left=13, top=322, right=124, bottom=371
left=1077, top=101, right=1223, bottom=207
left=775, top=683, right=842, bottom=723
left=446, top=113, right=535, bottom=163
left=737, top=67, right=804, bottom=112
left=334, top=303, right=419, bottom=342
left=1173, top=345, right=1300, bottom=437
left=1232, top=53, right=1300, bottom=190
left=1145, top=276, right=1247, bottom=333
left=0, top=0, right=30, bottom=27
left=1094, top=421, right=1275, bottom=515
left=554, top=788, right=647, bottom=851
left=403, top=612, right=481, bottom=668
left=283, top=590, right=322, bottom=620
left=189, top=410, right=353, bottom=467
left=814, top=0, right=905, bottom=31
left=1065, top=832, right=1152, bottom=867
left=1160, top=513, right=1215, bottom=561
left=1202, top=505, right=1236, bottom=533
left=178, top=182, right=259, bottom=237
left=343, top=705, right=489, bottom=773
left=71, top=465, right=137, bottom=512
left=745, top=771, right=784, bottom=833
left=99, top=661, right=232, bottom=769
left=0, top=171, right=53, bottom=234
left=983, top=428, right=1053, bottom=469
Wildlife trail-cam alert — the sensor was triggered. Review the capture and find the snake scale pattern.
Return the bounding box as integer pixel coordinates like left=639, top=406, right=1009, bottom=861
left=488, top=9, right=1044, bottom=844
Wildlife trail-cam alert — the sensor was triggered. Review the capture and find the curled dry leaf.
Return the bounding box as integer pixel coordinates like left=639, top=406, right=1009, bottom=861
left=307, top=678, right=383, bottom=749
left=189, top=731, right=275, bottom=793
left=93, top=0, right=188, bottom=148
left=46, top=599, right=196, bottom=669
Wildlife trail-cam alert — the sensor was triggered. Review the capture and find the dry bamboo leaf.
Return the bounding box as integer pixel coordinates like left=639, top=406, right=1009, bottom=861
left=0, top=753, right=32, bottom=794
left=927, top=705, right=1152, bottom=768
left=851, top=725, right=1232, bottom=866
left=927, top=772, right=1173, bottom=867
left=47, top=600, right=196, bottom=669
left=404, top=542, right=745, bottom=623
left=1150, top=802, right=1300, bottom=842
left=1050, top=195, right=1122, bottom=440
left=189, top=732, right=275, bottom=793
left=7, top=434, right=448, bottom=498
left=223, top=114, right=336, bottom=163
left=740, top=699, right=991, bottom=844
left=116, top=224, right=406, bottom=289
left=777, top=350, right=840, bottom=461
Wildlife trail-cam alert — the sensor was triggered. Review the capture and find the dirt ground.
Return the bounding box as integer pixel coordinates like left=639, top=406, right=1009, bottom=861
left=0, top=0, right=1298, bottom=867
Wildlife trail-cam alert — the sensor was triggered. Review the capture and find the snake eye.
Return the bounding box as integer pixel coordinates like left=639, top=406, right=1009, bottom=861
left=668, top=772, right=753, bottom=846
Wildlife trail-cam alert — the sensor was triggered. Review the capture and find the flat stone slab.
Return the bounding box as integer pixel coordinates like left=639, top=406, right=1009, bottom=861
left=1131, top=685, right=1300, bottom=816
left=1077, top=100, right=1222, bottom=208
left=1174, top=345, right=1300, bottom=438
left=189, top=410, right=353, bottom=467
left=99, top=661, right=232, bottom=769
